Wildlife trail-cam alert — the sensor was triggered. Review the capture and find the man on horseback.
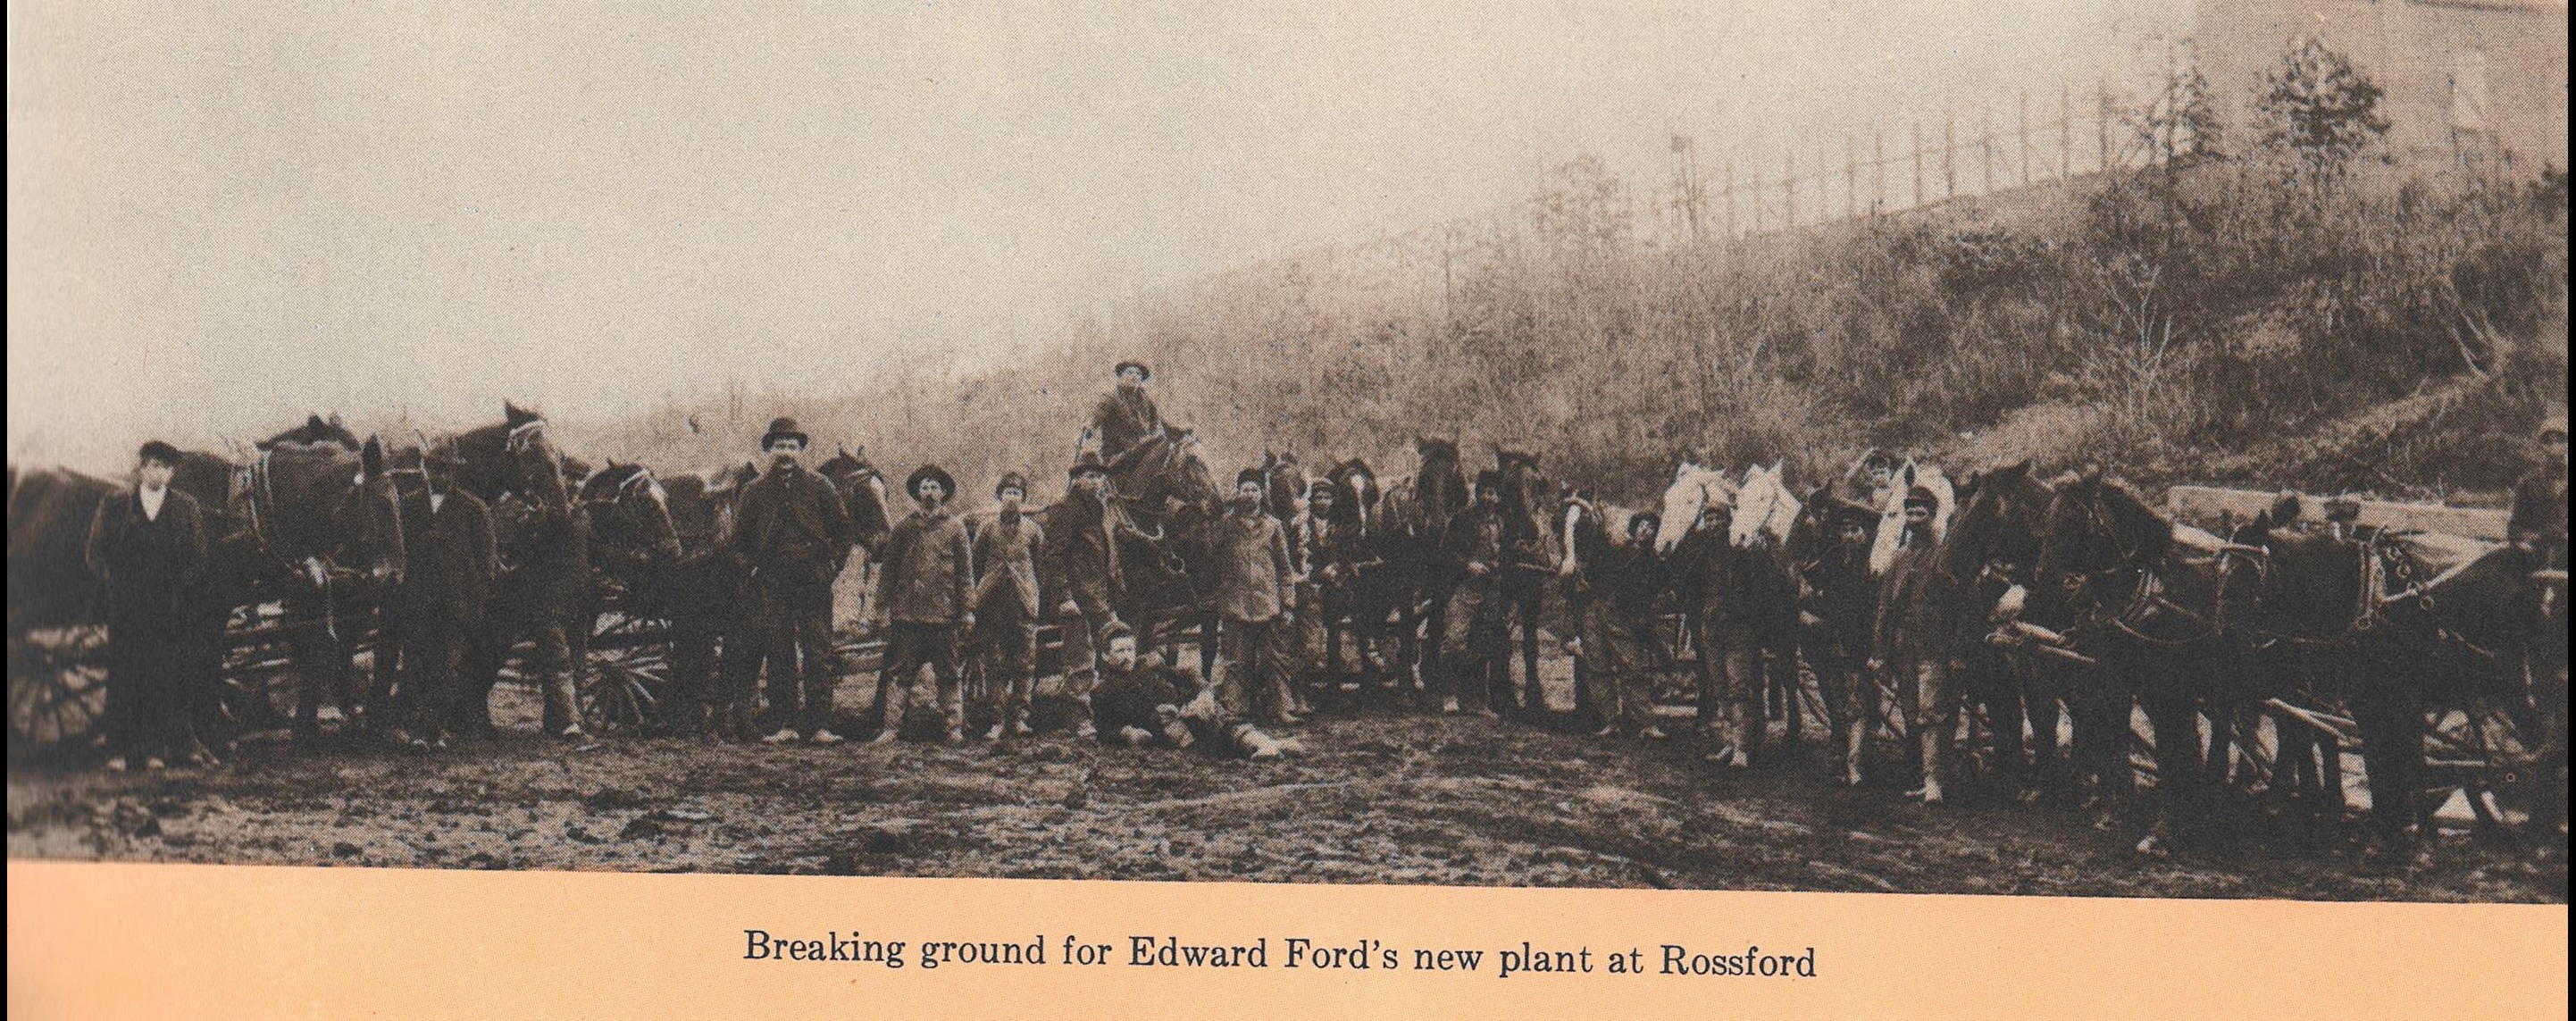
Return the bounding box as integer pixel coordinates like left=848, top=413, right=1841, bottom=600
left=86, top=440, right=208, bottom=773
left=872, top=464, right=973, bottom=744
left=1091, top=360, right=1166, bottom=474
left=734, top=417, right=856, bottom=745
left=971, top=472, right=1045, bottom=740
left=1209, top=468, right=1301, bottom=726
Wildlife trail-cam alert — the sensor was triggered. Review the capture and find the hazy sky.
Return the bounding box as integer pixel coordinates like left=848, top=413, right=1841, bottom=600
left=9, top=0, right=2187, bottom=471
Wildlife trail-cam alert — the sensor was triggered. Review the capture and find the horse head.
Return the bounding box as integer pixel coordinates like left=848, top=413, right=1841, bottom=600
left=1728, top=461, right=1800, bottom=549
left=1655, top=459, right=1733, bottom=555
left=579, top=459, right=682, bottom=566
left=817, top=448, right=892, bottom=555
left=2031, top=472, right=2172, bottom=617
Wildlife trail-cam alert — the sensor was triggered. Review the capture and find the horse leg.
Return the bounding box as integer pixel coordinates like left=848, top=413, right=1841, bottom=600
left=1518, top=589, right=1544, bottom=718
left=2138, top=689, right=2204, bottom=852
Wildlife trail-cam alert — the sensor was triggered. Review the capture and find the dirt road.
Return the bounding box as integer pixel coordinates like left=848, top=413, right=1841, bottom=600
left=7, top=659, right=2563, bottom=902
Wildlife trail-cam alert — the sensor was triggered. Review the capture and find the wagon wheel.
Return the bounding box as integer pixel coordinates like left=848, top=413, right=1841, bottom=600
left=218, top=604, right=301, bottom=732
left=8, top=624, right=110, bottom=751
left=581, top=610, right=665, bottom=734
left=2421, top=696, right=2547, bottom=837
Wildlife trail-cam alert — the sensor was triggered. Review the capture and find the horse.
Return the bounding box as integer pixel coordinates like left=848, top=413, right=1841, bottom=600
left=1492, top=448, right=1562, bottom=719
left=2032, top=472, right=2257, bottom=851
left=1937, top=460, right=2095, bottom=802
left=816, top=446, right=895, bottom=620
left=1311, top=457, right=1409, bottom=688
left=573, top=460, right=685, bottom=732
left=203, top=435, right=409, bottom=744
left=1654, top=460, right=1786, bottom=764
left=1376, top=437, right=1469, bottom=698
left=446, top=404, right=593, bottom=737
left=651, top=461, right=759, bottom=736
left=1101, top=424, right=1224, bottom=681
left=1869, top=459, right=1955, bottom=576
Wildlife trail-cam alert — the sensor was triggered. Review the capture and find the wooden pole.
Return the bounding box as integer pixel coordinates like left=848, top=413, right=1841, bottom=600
left=1723, top=155, right=1736, bottom=239
left=1873, top=129, right=1886, bottom=213
left=1912, top=121, right=1925, bottom=206
left=2019, top=91, right=2032, bottom=185
left=1844, top=135, right=1858, bottom=220
left=1980, top=102, right=1995, bottom=193
left=1944, top=113, right=1956, bottom=197
left=2096, top=80, right=2110, bottom=172
left=2060, top=81, right=2072, bottom=179
left=1785, top=149, right=1797, bottom=229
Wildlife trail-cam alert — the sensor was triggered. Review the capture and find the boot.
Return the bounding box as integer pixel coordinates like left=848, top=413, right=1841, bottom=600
left=1911, top=729, right=1945, bottom=804
left=1844, top=721, right=1868, bottom=788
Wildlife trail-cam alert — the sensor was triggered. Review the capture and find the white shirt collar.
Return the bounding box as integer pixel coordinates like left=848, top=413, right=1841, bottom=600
left=138, top=484, right=168, bottom=521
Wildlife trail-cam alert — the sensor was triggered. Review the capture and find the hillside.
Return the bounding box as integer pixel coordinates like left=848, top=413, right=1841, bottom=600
left=573, top=148, right=2568, bottom=512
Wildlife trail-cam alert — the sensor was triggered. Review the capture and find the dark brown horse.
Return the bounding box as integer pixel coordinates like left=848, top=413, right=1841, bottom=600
left=1103, top=425, right=1224, bottom=680
left=1376, top=438, right=1469, bottom=696
left=445, top=405, right=591, bottom=736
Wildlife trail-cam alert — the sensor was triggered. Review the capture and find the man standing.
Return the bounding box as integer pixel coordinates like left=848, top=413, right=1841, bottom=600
left=1869, top=487, right=1955, bottom=804
left=1209, top=468, right=1301, bottom=726
left=1090, top=360, right=1166, bottom=473
left=387, top=439, right=496, bottom=750
left=1439, top=470, right=1510, bottom=717
left=733, top=417, right=854, bottom=745
left=1047, top=453, right=1138, bottom=691
left=1572, top=507, right=1669, bottom=741
left=873, top=464, right=973, bottom=744
left=1802, top=497, right=1881, bottom=786
left=2509, top=412, right=2568, bottom=562
left=86, top=440, right=208, bottom=773
left=971, top=472, right=1045, bottom=740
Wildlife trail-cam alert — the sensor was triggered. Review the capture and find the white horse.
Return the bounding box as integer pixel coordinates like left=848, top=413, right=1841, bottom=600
left=1729, top=461, right=1802, bottom=549
left=1868, top=459, right=1953, bottom=576
left=1653, top=460, right=1736, bottom=555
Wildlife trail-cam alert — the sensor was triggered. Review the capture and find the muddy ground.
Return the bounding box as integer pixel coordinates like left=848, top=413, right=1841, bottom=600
left=7, top=650, right=2565, bottom=903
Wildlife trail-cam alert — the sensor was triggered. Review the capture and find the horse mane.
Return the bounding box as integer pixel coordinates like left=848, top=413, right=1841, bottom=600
left=2094, top=476, right=2174, bottom=564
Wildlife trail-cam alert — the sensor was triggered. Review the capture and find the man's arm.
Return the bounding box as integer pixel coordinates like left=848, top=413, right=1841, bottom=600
left=819, top=480, right=855, bottom=576
left=949, top=521, right=973, bottom=623
left=1267, top=521, right=1294, bottom=612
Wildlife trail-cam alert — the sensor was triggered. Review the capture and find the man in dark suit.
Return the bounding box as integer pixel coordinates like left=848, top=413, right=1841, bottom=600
left=85, top=440, right=208, bottom=772
left=388, top=439, right=496, bottom=749
left=732, top=417, right=855, bottom=745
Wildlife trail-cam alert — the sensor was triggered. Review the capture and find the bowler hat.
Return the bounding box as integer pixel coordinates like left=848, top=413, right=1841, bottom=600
left=1114, top=360, right=1152, bottom=381
left=907, top=464, right=957, bottom=501
left=994, top=472, right=1031, bottom=498
left=1903, top=486, right=1938, bottom=511
left=1234, top=468, right=1267, bottom=490
left=760, top=417, right=808, bottom=449
left=138, top=440, right=183, bottom=466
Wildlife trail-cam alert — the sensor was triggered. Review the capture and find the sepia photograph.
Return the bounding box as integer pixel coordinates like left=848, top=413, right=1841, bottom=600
left=7, top=0, right=2567, bottom=908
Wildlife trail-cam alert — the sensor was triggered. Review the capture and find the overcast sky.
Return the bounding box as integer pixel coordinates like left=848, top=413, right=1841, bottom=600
left=9, top=0, right=2187, bottom=471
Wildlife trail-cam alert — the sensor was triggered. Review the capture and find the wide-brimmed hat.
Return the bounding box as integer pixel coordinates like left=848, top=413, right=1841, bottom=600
left=1626, top=511, right=1662, bottom=535
left=138, top=440, right=183, bottom=465
left=1473, top=468, right=1503, bottom=494
left=906, top=464, right=957, bottom=500
left=759, top=417, right=808, bottom=449
left=1903, top=486, right=1938, bottom=511
left=1114, top=360, right=1152, bottom=381
left=1233, top=468, right=1267, bottom=490
left=1100, top=620, right=1135, bottom=645
left=1066, top=451, right=1108, bottom=479
left=993, top=472, right=1031, bottom=498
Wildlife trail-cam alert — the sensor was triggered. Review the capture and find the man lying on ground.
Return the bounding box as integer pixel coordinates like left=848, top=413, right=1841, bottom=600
left=1090, top=623, right=1305, bottom=760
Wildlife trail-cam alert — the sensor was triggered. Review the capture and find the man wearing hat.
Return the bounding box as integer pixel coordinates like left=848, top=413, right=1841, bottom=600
left=85, top=440, right=209, bottom=772
left=2509, top=411, right=2567, bottom=561
left=1209, top=467, right=1301, bottom=725
left=1568, top=500, right=1670, bottom=740
left=386, top=438, right=497, bottom=750
left=732, top=417, right=855, bottom=745
left=1802, top=495, right=1882, bottom=786
left=1436, top=469, right=1512, bottom=716
left=1869, top=485, right=1961, bottom=804
left=1046, top=451, right=1147, bottom=698
left=971, top=472, right=1046, bottom=739
left=1091, top=360, right=1167, bottom=473
left=871, top=462, right=974, bottom=743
